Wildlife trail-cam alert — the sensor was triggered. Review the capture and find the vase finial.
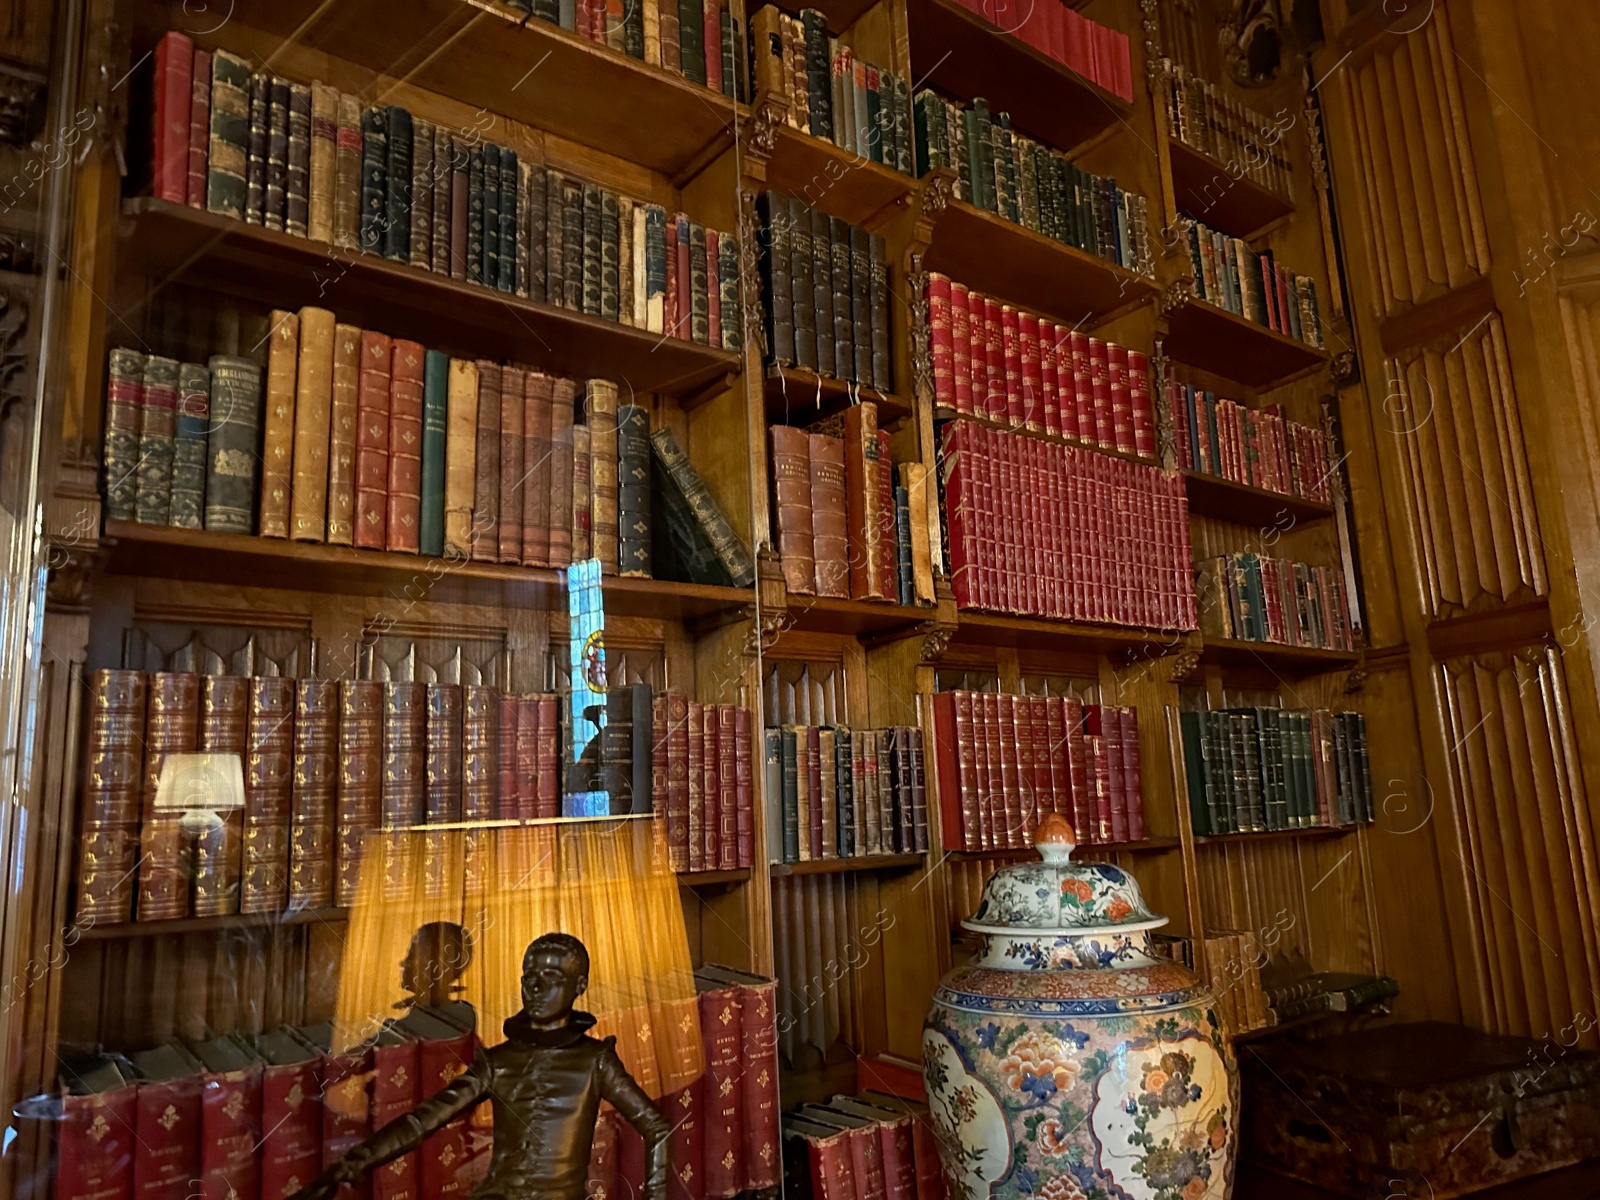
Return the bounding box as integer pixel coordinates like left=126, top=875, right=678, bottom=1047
left=1035, top=813, right=1076, bottom=863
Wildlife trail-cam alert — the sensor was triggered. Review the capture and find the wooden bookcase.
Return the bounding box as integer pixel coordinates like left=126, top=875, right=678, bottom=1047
left=11, top=0, right=1391, bottom=1172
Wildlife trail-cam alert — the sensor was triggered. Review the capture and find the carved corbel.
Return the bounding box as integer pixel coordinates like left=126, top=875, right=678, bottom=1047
left=911, top=168, right=957, bottom=250
left=917, top=621, right=955, bottom=663
left=1159, top=276, right=1196, bottom=318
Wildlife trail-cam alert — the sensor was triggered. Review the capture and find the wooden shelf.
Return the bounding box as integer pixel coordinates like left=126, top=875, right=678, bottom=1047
left=762, top=126, right=920, bottom=227
left=1198, top=636, right=1359, bottom=674
left=678, top=867, right=752, bottom=887
left=766, top=365, right=915, bottom=427
left=933, top=405, right=1156, bottom=466
left=1162, top=297, right=1328, bottom=389
left=1166, top=137, right=1296, bottom=238
left=119, top=199, right=740, bottom=399
left=77, top=906, right=348, bottom=940
left=101, top=521, right=753, bottom=619
left=770, top=853, right=925, bottom=877
left=925, top=199, right=1158, bottom=328
left=906, top=0, right=1131, bottom=152
left=229, top=0, right=737, bottom=183
left=1195, top=825, right=1356, bottom=847
left=949, top=611, right=1189, bottom=658
left=1181, top=471, right=1334, bottom=526
left=949, top=836, right=1182, bottom=861
left=782, top=596, right=933, bottom=637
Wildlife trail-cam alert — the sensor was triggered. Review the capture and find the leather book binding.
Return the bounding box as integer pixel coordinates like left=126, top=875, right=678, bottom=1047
left=550, top=378, right=577, bottom=565
left=334, top=92, right=362, bottom=250
left=617, top=403, right=653, bottom=577
left=687, top=701, right=705, bottom=871
left=697, top=979, right=743, bottom=1197
left=153, top=33, right=194, bottom=204
left=285, top=84, right=312, bottom=237
left=205, top=51, right=250, bottom=218
left=461, top=683, right=500, bottom=822
left=807, top=432, right=849, bottom=599
left=128, top=1042, right=203, bottom=1200
left=188, top=1034, right=263, bottom=1200
left=289, top=678, right=338, bottom=910
left=381, top=682, right=427, bottom=832
left=353, top=331, right=392, bottom=550
left=192, top=674, right=247, bottom=916
left=407, top=118, right=434, bottom=272
left=77, top=669, right=146, bottom=925
left=419, top=349, right=450, bottom=557
left=585, top=380, right=620, bottom=573
left=770, top=425, right=815, bottom=594
left=256, top=1028, right=323, bottom=1200
left=290, top=305, right=336, bottom=541
left=841, top=402, right=882, bottom=599
left=386, top=339, right=426, bottom=553
left=497, top=364, right=527, bottom=562
left=444, top=358, right=480, bottom=558
left=336, top=680, right=382, bottom=907
left=521, top=372, right=555, bottom=567
left=58, top=1058, right=137, bottom=1200
left=733, top=706, right=754, bottom=867
left=666, top=692, right=691, bottom=871
left=103, top=348, right=144, bottom=523
left=135, top=670, right=196, bottom=922
left=260, top=311, right=299, bottom=538
left=241, top=677, right=294, bottom=915
left=471, top=360, right=501, bottom=563
left=326, top=323, right=361, bottom=545
left=170, top=361, right=211, bottom=530
left=382, top=105, right=412, bottom=262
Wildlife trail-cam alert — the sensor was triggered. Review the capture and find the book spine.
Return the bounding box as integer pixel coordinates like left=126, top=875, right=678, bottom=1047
left=244, top=73, right=268, bottom=224
left=617, top=403, right=653, bottom=577
left=285, top=83, right=312, bottom=236
left=572, top=424, right=592, bottom=560
left=648, top=427, right=754, bottom=586
left=359, top=105, right=387, bottom=254
left=687, top=703, right=706, bottom=870
left=192, top=675, right=247, bottom=916
left=186, top=47, right=212, bottom=208
left=289, top=678, right=338, bottom=909
left=520, top=373, right=554, bottom=567
left=497, top=364, right=527, bottom=562
left=206, top=51, right=250, bottom=218
left=717, top=705, right=739, bottom=868
left=204, top=356, right=263, bottom=534
left=498, top=145, right=519, bottom=292
left=241, top=677, right=294, bottom=914
left=259, top=311, right=299, bottom=538
left=103, top=348, right=145, bottom=522
left=352, top=332, right=392, bottom=549
left=383, top=105, right=412, bottom=261
left=134, top=355, right=179, bottom=526
left=290, top=306, right=336, bottom=541
left=325, top=324, right=360, bottom=545
left=418, top=349, right=450, bottom=557
left=134, top=672, right=195, bottom=921
left=843, top=402, right=881, bottom=599
left=334, top=681, right=382, bottom=908
left=425, top=684, right=464, bottom=827
left=334, top=93, right=362, bottom=249
left=808, top=432, right=849, bottom=599
left=699, top=985, right=742, bottom=1195
left=462, top=683, right=499, bottom=824
left=153, top=32, right=195, bottom=203
left=471, top=360, right=501, bottom=563
left=586, top=380, right=620, bottom=573
left=771, top=426, right=815, bottom=594
left=550, top=378, right=577, bottom=565
left=407, top=118, right=435, bottom=270
left=169, top=362, right=210, bottom=529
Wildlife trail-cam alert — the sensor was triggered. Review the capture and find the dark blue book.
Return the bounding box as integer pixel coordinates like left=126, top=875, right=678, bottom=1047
left=358, top=106, right=387, bottom=253
left=382, top=105, right=411, bottom=262
left=497, top=145, right=518, bottom=293
left=894, top=483, right=913, bottom=605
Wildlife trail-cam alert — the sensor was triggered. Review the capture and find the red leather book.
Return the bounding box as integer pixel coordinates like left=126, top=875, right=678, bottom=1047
left=290, top=678, right=338, bottom=911
left=1028, top=695, right=1050, bottom=825
left=497, top=693, right=518, bottom=820
left=686, top=701, right=705, bottom=872
left=462, top=684, right=499, bottom=822
left=926, top=273, right=953, bottom=409
left=521, top=372, right=554, bottom=566
left=370, top=1027, right=419, bottom=1200
left=795, top=1107, right=887, bottom=1200
left=256, top=1028, right=323, bottom=1200
left=697, top=965, right=780, bottom=1190
left=153, top=32, right=194, bottom=203
left=1127, top=350, right=1152, bottom=460
left=938, top=423, right=973, bottom=608
left=825, top=1097, right=915, bottom=1200
left=471, top=361, right=501, bottom=564
left=652, top=695, right=668, bottom=820
left=666, top=692, right=691, bottom=871
left=1087, top=336, right=1111, bottom=449
left=876, top=429, right=896, bottom=601
left=931, top=691, right=976, bottom=852
left=664, top=218, right=679, bottom=339
left=1067, top=330, right=1091, bottom=442
left=515, top=695, right=539, bottom=821
left=399, top=1007, right=477, bottom=1200
left=706, top=228, right=721, bottom=345
left=805, top=724, right=824, bottom=861
left=496, top=364, right=525, bottom=563
left=1019, top=311, right=1041, bottom=432
left=585, top=1109, right=620, bottom=1200
left=703, top=704, right=722, bottom=868
left=1065, top=697, right=1092, bottom=841
left=808, top=432, right=849, bottom=599
left=947, top=281, right=972, bottom=415
left=548, top=377, right=577, bottom=566
left=1028, top=438, right=1047, bottom=614
left=242, top=677, right=294, bottom=915
left=386, top=339, right=425, bottom=553
left=675, top=214, right=692, bottom=341
left=78, top=668, right=144, bottom=926
left=978, top=690, right=1004, bottom=851
left=842, top=402, right=882, bottom=600
left=187, top=1034, right=263, bottom=1200
left=695, top=978, right=743, bottom=1198
left=1000, top=306, right=1021, bottom=425
left=354, top=331, right=392, bottom=550
left=664, top=1083, right=699, bottom=1200
left=980, top=297, right=1001, bottom=420
left=536, top=693, right=559, bottom=820
left=733, top=706, right=754, bottom=868
left=1038, top=319, right=1060, bottom=437
left=128, top=1043, right=202, bottom=1200
left=1103, top=703, right=1128, bottom=842
left=57, top=1057, right=137, bottom=1200
left=1011, top=691, right=1035, bottom=836
left=1121, top=705, right=1145, bottom=840
left=770, top=425, right=815, bottom=594
left=967, top=289, right=987, bottom=415
left=137, top=671, right=196, bottom=921
left=186, top=47, right=211, bottom=208
left=381, top=682, right=426, bottom=834
left=335, top=680, right=382, bottom=908
left=995, top=695, right=1021, bottom=847
left=702, top=0, right=723, bottom=92
left=1084, top=704, right=1112, bottom=842
left=781, top=1116, right=853, bottom=1200
left=616, top=1109, right=646, bottom=1200
left=1106, top=341, right=1133, bottom=454
left=1044, top=696, right=1069, bottom=819
left=858, top=1092, right=947, bottom=1200
left=306, top=1026, right=371, bottom=1200
left=1002, top=429, right=1022, bottom=612
left=425, top=684, right=463, bottom=829
left=1050, top=441, right=1069, bottom=618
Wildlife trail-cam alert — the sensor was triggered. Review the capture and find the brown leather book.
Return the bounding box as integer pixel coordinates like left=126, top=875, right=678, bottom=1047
left=898, top=461, right=934, bottom=604
left=498, top=364, right=527, bottom=563
left=444, top=358, right=480, bottom=559
left=585, top=380, right=620, bottom=573
left=515, top=695, right=540, bottom=821
left=241, top=677, right=294, bottom=915
left=876, top=429, right=896, bottom=602
left=335, top=680, right=381, bottom=907
left=549, top=378, right=577, bottom=566
left=308, top=83, right=337, bottom=243
left=354, top=331, right=392, bottom=550
left=536, top=693, right=560, bottom=821
left=291, top=305, right=336, bottom=541
left=137, top=671, right=197, bottom=921
left=382, top=682, right=427, bottom=830
left=842, top=402, right=882, bottom=599
left=425, top=684, right=463, bottom=825
left=521, top=372, right=554, bottom=567
left=289, top=679, right=337, bottom=910
left=665, top=692, right=690, bottom=872
left=77, top=669, right=146, bottom=925
left=472, top=360, right=502, bottom=563
left=326, top=322, right=361, bottom=545
left=386, top=339, right=426, bottom=553
left=572, top=423, right=592, bottom=561
left=192, top=674, right=247, bottom=917
left=703, top=705, right=722, bottom=868
left=770, top=425, right=815, bottom=594
left=259, top=310, right=299, bottom=538
left=686, top=701, right=704, bottom=872
left=808, top=432, right=849, bottom=599
left=498, top=692, right=518, bottom=821
left=462, top=684, right=499, bottom=821
left=333, top=92, right=362, bottom=250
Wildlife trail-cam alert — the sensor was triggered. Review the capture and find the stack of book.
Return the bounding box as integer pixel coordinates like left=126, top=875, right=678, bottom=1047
left=769, top=403, right=933, bottom=605
left=758, top=192, right=892, bottom=393
left=1178, top=707, right=1373, bottom=835
left=914, top=93, right=1153, bottom=275
left=1261, top=969, right=1400, bottom=1024
left=939, top=420, right=1197, bottom=628
left=145, top=32, right=741, bottom=348
left=649, top=692, right=756, bottom=873
left=748, top=7, right=914, bottom=175
left=1154, top=929, right=1271, bottom=1035
left=926, top=273, right=1156, bottom=458
left=932, top=690, right=1145, bottom=850
left=505, top=0, right=746, bottom=97
left=763, top=724, right=929, bottom=862
left=1182, top=218, right=1324, bottom=348
left=1195, top=552, right=1354, bottom=650
left=940, top=0, right=1132, bottom=100
left=101, top=337, right=755, bottom=587
left=782, top=1091, right=948, bottom=1200
left=1165, top=64, right=1293, bottom=197
left=1167, top=377, right=1331, bottom=501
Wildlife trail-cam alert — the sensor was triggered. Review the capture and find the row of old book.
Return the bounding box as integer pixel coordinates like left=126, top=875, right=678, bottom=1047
left=915, top=93, right=1154, bottom=276
left=53, top=967, right=781, bottom=1200
left=783, top=1093, right=948, bottom=1200
left=1195, top=552, right=1355, bottom=651
left=925, top=273, right=1158, bottom=459
left=101, top=329, right=755, bottom=587
left=1167, top=379, right=1333, bottom=503
left=145, top=33, right=740, bottom=347
left=1164, top=63, right=1296, bottom=200
left=769, top=404, right=934, bottom=604
left=932, top=691, right=1147, bottom=852
left=763, top=724, right=930, bottom=864
left=74, top=666, right=760, bottom=926
left=1179, top=707, right=1373, bottom=835
left=505, top=0, right=746, bottom=97
left=949, top=0, right=1133, bottom=101
left=1184, top=219, right=1325, bottom=349
left=758, top=192, right=893, bottom=393
left=939, top=419, right=1199, bottom=630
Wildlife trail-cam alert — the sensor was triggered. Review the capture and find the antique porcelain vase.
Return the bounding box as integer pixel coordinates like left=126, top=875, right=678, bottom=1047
left=923, top=814, right=1237, bottom=1200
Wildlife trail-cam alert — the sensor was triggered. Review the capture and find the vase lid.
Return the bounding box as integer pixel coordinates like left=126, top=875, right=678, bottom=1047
left=961, top=814, right=1167, bottom=937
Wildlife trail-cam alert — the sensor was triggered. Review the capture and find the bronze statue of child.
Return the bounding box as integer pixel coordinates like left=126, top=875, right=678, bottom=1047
left=295, top=932, right=671, bottom=1200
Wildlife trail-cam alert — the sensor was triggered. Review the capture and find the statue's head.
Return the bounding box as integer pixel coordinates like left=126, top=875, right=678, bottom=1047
left=521, top=932, right=589, bottom=1021
left=400, top=921, right=474, bottom=1005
